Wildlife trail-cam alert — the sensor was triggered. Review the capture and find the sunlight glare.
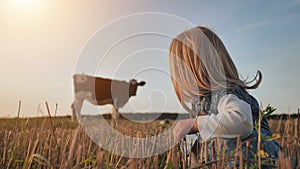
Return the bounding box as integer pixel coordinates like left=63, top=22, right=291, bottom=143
left=10, top=0, right=41, bottom=13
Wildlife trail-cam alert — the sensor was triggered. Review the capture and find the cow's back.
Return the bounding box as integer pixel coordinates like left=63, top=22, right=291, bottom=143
left=73, top=74, right=132, bottom=108
left=73, top=74, right=94, bottom=93
left=94, top=77, right=113, bottom=100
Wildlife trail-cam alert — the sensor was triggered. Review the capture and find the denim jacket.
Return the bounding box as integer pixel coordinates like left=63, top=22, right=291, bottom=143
left=189, top=85, right=279, bottom=167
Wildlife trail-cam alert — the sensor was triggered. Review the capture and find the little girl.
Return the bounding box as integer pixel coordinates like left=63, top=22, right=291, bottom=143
left=170, top=26, right=279, bottom=167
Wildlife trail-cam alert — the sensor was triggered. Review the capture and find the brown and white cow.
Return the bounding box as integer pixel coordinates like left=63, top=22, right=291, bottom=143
left=71, top=74, right=145, bottom=128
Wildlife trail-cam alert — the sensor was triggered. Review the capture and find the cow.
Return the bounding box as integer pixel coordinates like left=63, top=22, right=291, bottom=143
left=71, top=74, right=146, bottom=128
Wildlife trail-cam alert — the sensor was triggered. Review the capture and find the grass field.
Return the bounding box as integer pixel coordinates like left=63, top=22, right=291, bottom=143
left=0, top=113, right=299, bottom=169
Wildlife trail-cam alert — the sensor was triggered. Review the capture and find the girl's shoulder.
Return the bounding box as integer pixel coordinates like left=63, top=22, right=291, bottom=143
left=217, top=84, right=260, bottom=117
left=192, top=84, right=259, bottom=116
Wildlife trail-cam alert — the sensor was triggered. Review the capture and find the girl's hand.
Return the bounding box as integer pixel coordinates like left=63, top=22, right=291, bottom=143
left=173, top=118, right=198, bottom=142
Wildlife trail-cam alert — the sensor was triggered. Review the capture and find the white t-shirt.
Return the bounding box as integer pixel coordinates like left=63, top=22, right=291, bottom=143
left=196, top=94, right=253, bottom=141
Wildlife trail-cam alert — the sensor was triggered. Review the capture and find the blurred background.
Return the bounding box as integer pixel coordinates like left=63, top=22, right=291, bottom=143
left=0, top=0, right=299, bottom=117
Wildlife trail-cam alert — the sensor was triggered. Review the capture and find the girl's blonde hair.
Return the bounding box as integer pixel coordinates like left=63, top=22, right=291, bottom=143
left=169, top=26, right=261, bottom=112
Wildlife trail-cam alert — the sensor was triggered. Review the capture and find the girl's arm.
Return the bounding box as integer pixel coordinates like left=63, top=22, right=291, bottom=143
left=173, top=118, right=199, bottom=141
left=196, top=94, right=253, bottom=141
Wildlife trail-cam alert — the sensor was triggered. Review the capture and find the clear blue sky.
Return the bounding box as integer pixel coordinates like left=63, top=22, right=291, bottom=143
left=0, top=0, right=299, bottom=117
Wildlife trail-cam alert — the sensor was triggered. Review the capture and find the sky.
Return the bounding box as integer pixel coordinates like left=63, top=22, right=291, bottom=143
left=0, top=0, right=299, bottom=117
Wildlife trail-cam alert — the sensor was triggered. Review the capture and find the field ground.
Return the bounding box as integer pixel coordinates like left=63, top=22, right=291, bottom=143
left=0, top=114, right=299, bottom=169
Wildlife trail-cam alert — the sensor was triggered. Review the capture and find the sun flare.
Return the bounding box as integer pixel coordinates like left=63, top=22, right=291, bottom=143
left=10, top=0, right=41, bottom=12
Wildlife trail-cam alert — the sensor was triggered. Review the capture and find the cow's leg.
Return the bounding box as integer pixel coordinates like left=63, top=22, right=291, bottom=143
left=111, top=107, right=116, bottom=128
left=71, top=103, right=76, bottom=121
left=71, top=99, right=84, bottom=122
left=71, top=91, right=85, bottom=122
left=111, top=107, right=119, bottom=128
left=115, top=108, right=119, bottom=127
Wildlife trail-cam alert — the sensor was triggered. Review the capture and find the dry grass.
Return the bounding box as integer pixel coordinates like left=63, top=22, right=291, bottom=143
left=0, top=113, right=299, bottom=168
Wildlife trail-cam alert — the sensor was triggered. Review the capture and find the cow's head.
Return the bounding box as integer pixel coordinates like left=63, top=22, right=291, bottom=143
left=129, top=79, right=146, bottom=96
